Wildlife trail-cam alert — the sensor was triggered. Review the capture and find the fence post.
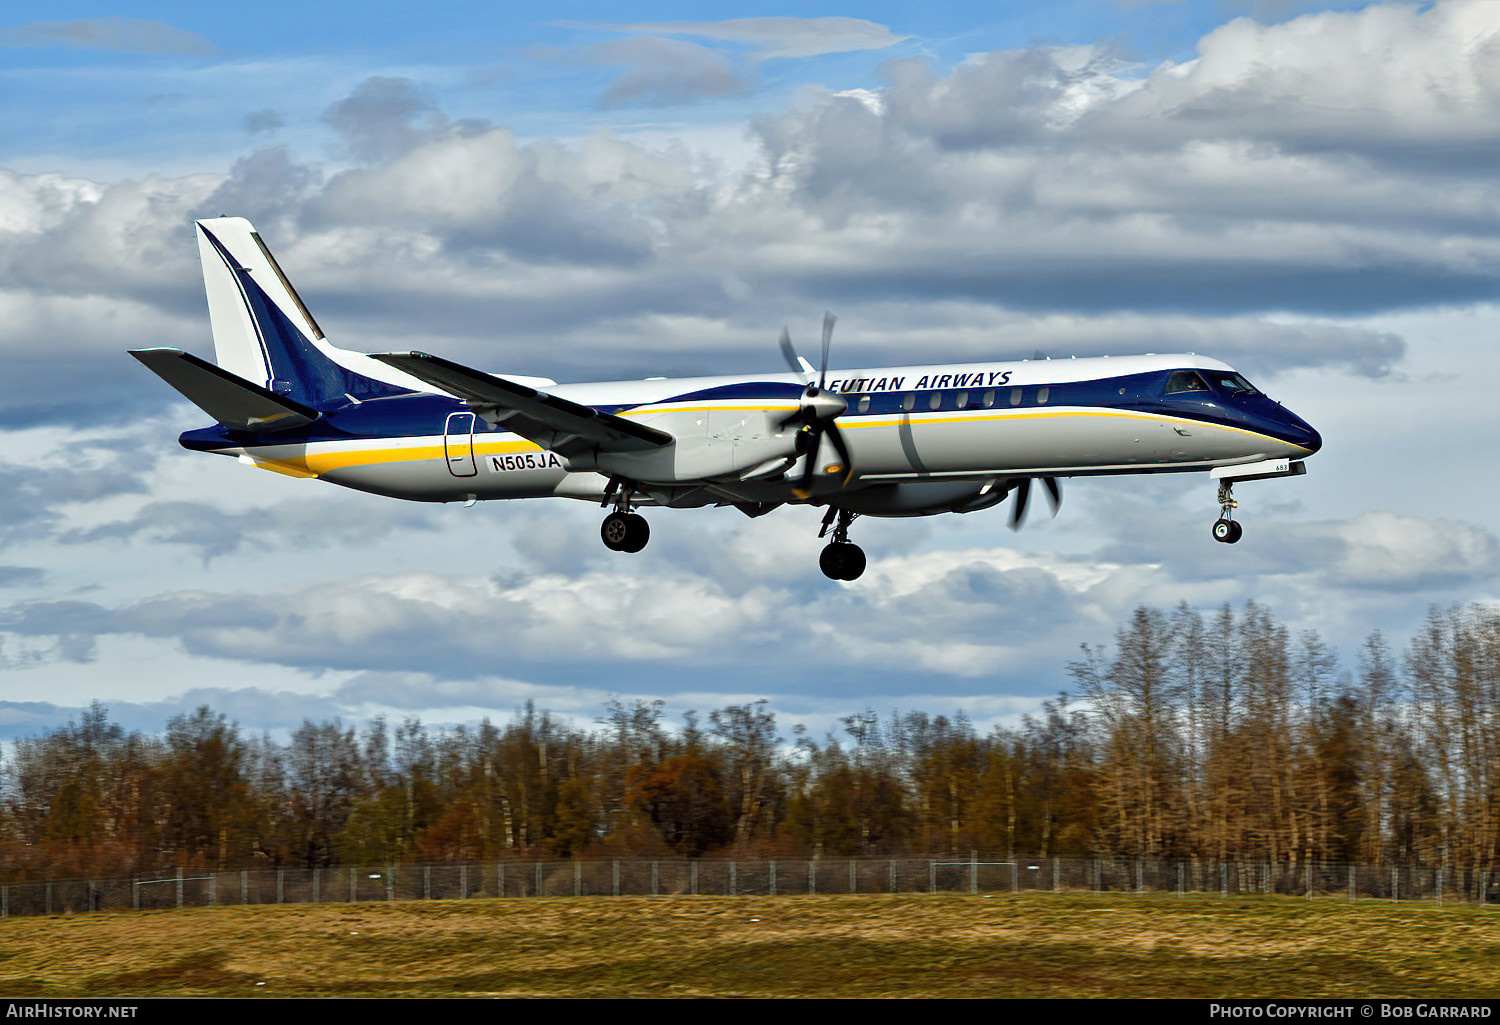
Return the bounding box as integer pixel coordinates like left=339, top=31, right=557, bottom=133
left=849, top=860, right=855, bottom=895
left=132, top=877, right=139, bottom=911
left=691, top=860, right=698, bottom=896
left=1054, top=857, right=1060, bottom=894
left=652, top=861, right=658, bottom=897
left=535, top=862, right=542, bottom=898
left=1348, top=865, right=1355, bottom=903
left=730, top=861, right=737, bottom=897
left=387, top=866, right=395, bottom=903
left=241, top=870, right=247, bottom=906
left=970, top=851, right=977, bottom=895
left=890, top=859, right=896, bottom=894
left=929, top=859, right=935, bottom=893
left=313, top=868, right=320, bottom=905
left=612, top=860, right=619, bottom=898
left=770, top=860, right=777, bottom=896
left=461, top=863, right=468, bottom=899
left=574, top=861, right=581, bottom=897
left=176, top=867, right=183, bottom=910
left=277, top=868, right=285, bottom=904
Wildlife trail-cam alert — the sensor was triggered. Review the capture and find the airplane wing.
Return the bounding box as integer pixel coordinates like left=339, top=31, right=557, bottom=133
left=369, top=351, right=672, bottom=457
left=129, top=348, right=321, bottom=432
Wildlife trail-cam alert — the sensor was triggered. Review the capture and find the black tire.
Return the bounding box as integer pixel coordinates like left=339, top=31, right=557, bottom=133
left=1212, top=518, right=1242, bottom=544
left=619, top=513, right=650, bottom=553
left=838, top=543, right=867, bottom=580
left=819, top=542, right=866, bottom=580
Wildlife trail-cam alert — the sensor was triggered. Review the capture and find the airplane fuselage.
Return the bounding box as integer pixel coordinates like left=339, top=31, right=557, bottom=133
left=180, top=353, right=1320, bottom=515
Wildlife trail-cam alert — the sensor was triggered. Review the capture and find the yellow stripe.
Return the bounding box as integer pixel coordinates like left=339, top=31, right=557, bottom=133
left=251, top=438, right=543, bottom=476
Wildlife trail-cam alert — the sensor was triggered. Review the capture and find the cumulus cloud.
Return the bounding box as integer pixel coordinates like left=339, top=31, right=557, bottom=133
left=1086, top=1, right=1500, bottom=170
left=321, top=77, right=458, bottom=162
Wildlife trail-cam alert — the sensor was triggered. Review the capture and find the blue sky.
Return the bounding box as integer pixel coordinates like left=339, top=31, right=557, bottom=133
left=2, top=1, right=1498, bottom=745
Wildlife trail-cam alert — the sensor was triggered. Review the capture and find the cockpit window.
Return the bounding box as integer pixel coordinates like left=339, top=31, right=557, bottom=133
left=1207, top=372, right=1259, bottom=396
left=1165, top=370, right=1210, bottom=394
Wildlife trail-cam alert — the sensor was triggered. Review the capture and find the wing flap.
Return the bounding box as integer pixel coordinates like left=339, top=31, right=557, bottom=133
left=369, top=351, right=672, bottom=454
left=129, top=348, right=320, bottom=432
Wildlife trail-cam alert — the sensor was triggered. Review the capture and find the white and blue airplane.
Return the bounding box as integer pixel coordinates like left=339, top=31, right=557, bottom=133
left=131, top=217, right=1321, bottom=580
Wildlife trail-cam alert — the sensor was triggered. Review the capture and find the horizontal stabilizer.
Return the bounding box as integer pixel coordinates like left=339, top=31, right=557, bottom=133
left=369, top=351, right=672, bottom=456
left=129, top=348, right=320, bottom=432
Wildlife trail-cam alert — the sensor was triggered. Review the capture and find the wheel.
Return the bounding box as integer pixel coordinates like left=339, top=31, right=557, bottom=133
left=819, top=542, right=866, bottom=580
left=1212, top=518, right=1242, bottom=544
left=601, top=512, right=629, bottom=550
left=602, top=512, right=649, bottom=552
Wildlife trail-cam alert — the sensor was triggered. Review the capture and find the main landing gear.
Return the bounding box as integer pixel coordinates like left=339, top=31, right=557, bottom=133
left=600, top=479, right=649, bottom=553
left=1212, top=481, right=1243, bottom=544
left=818, top=507, right=866, bottom=580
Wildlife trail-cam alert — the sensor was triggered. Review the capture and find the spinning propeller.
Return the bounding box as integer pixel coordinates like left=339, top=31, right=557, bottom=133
left=1008, top=476, right=1063, bottom=530
left=777, top=311, right=853, bottom=499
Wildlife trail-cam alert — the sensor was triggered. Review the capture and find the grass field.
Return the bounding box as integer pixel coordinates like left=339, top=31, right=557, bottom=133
left=1, top=891, right=1498, bottom=998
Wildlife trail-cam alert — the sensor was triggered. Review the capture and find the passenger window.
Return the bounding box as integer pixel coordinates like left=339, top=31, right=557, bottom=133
left=1010, top=388, right=1022, bottom=407
left=1038, top=387, right=1050, bottom=405
left=902, top=393, right=915, bottom=412
left=982, top=390, right=995, bottom=408
left=857, top=395, right=870, bottom=413
left=956, top=391, right=969, bottom=409
left=928, top=392, right=942, bottom=411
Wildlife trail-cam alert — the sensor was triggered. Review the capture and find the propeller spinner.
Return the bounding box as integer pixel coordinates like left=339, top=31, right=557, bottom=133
left=777, top=312, right=854, bottom=498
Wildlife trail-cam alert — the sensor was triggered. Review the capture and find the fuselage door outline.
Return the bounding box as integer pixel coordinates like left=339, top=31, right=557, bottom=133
left=444, top=411, right=477, bottom=477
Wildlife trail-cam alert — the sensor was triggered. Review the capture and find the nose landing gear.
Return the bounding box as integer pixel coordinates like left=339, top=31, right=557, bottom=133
left=1212, top=481, right=1242, bottom=544
left=818, top=507, right=866, bottom=580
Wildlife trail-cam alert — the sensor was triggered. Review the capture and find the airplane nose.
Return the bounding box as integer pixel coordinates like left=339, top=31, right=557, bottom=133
left=1283, top=414, right=1321, bottom=455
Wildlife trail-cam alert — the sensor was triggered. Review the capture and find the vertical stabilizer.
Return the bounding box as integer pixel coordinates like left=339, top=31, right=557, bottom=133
left=194, top=217, right=416, bottom=408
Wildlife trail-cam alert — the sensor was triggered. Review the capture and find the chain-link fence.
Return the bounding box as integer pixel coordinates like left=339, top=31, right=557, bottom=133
left=2, top=857, right=1497, bottom=917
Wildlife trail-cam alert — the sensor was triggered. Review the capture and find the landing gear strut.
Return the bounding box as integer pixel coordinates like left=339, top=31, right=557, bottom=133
left=600, top=478, right=650, bottom=553
left=818, top=507, right=866, bottom=580
left=1212, top=481, right=1243, bottom=544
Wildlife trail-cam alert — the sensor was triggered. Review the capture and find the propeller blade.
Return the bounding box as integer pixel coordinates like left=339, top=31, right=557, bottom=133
left=1042, top=476, right=1062, bottom=516
left=825, top=421, right=855, bottom=485
left=819, top=311, right=836, bottom=389
left=779, top=327, right=808, bottom=385
left=1009, top=478, right=1032, bottom=531
left=791, top=427, right=820, bottom=499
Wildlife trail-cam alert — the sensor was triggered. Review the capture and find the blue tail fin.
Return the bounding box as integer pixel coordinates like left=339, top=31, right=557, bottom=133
left=195, top=217, right=414, bottom=409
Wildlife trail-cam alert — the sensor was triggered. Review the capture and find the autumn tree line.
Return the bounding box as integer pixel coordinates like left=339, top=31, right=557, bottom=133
left=3, top=601, right=1500, bottom=882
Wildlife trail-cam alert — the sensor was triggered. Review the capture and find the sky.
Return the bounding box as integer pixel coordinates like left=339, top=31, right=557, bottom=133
left=1, top=0, right=1497, bottom=747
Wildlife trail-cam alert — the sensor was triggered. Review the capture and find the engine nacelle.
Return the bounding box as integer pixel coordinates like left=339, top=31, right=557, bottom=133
left=832, top=480, right=1011, bottom=517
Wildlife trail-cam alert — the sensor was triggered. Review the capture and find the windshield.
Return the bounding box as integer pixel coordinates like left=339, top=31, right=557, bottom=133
left=1206, top=371, right=1260, bottom=397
